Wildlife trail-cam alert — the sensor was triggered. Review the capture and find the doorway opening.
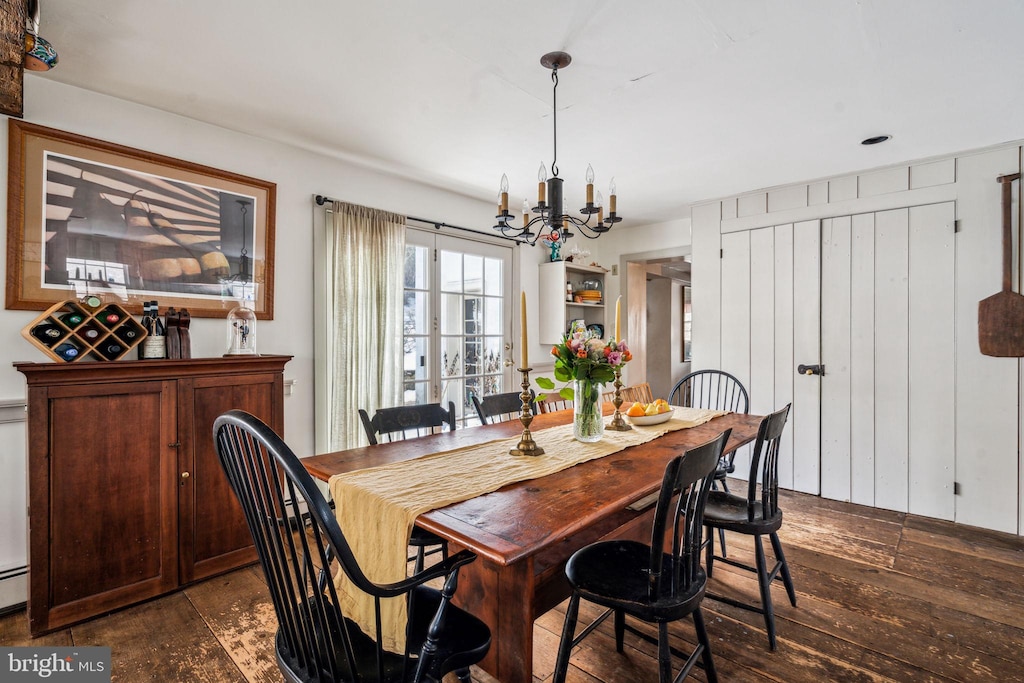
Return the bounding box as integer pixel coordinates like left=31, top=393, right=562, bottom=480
left=619, top=248, right=692, bottom=401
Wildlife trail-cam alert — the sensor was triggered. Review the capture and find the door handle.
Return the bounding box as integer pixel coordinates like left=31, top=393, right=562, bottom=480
left=797, top=364, right=825, bottom=376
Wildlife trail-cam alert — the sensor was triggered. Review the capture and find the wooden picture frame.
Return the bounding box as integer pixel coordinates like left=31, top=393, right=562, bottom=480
left=6, top=120, right=276, bottom=318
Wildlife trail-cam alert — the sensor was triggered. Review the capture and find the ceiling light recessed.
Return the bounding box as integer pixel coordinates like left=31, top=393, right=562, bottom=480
left=861, top=135, right=891, bottom=146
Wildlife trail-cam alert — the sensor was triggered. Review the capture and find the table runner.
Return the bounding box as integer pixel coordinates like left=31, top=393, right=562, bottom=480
left=328, top=406, right=727, bottom=652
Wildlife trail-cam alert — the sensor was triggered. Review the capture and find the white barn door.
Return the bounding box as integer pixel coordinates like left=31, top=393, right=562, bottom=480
left=722, top=205, right=955, bottom=513
left=721, top=220, right=820, bottom=494
left=820, top=203, right=956, bottom=517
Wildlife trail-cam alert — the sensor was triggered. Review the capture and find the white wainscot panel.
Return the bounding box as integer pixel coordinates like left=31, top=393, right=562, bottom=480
left=768, top=185, right=808, bottom=213
left=911, top=159, right=956, bottom=189
left=0, top=399, right=27, bottom=610
left=859, top=167, right=910, bottom=197
left=737, top=193, right=767, bottom=218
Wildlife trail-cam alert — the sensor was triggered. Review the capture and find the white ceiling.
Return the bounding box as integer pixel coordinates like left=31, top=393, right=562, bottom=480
left=34, top=0, right=1024, bottom=226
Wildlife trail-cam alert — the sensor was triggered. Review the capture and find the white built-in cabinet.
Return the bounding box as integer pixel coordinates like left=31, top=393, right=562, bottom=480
left=694, top=145, right=1024, bottom=535
left=538, top=261, right=607, bottom=344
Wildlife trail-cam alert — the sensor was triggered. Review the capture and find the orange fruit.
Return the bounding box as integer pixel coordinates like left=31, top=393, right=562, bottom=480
left=626, top=402, right=646, bottom=417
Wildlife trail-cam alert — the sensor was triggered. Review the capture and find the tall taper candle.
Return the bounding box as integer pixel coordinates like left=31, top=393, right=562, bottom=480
left=615, top=295, right=621, bottom=342
left=521, top=291, right=529, bottom=368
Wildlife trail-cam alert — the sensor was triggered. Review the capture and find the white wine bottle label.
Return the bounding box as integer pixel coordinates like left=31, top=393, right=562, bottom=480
left=141, top=335, right=166, bottom=359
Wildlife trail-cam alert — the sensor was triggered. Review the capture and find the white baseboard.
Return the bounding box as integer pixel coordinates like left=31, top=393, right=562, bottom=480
left=0, top=566, right=27, bottom=611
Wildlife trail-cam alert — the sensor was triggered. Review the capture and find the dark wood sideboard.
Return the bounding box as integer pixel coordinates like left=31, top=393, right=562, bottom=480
left=15, top=355, right=291, bottom=635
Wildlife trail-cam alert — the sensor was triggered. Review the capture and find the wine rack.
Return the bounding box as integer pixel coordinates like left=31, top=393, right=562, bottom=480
left=21, top=298, right=148, bottom=362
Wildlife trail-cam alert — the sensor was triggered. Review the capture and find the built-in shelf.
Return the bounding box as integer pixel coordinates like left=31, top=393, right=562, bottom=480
left=538, top=261, right=608, bottom=344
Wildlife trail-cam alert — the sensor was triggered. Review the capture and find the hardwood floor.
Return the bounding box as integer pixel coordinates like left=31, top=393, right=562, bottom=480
left=2, top=487, right=1023, bottom=682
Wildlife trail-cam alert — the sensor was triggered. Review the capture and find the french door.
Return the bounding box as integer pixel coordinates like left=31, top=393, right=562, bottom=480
left=720, top=202, right=956, bottom=518
left=403, top=230, right=514, bottom=427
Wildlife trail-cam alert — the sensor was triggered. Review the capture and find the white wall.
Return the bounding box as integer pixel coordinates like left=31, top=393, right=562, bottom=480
left=0, top=76, right=516, bottom=605
left=692, top=144, right=1024, bottom=535
left=3, top=76, right=513, bottom=454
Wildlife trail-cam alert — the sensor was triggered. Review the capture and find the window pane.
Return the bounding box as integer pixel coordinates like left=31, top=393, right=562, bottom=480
left=464, top=376, right=482, bottom=415
left=404, top=291, right=429, bottom=335
left=484, top=257, right=502, bottom=296
left=404, top=245, right=428, bottom=289
left=484, top=297, right=502, bottom=335
left=404, top=336, right=428, bottom=381
left=464, top=336, right=483, bottom=375
left=440, top=251, right=462, bottom=293
left=404, top=381, right=429, bottom=404
left=440, top=378, right=464, bottom=418
left=441, top=293, right=461, bottom=335
left=484, top=336, right=503, bottom=375
left=482, top=373, right=502, bottom=397
left=464, top=255, right=483, bottom=294
left=464, top=297, right=482, bottom=335
left=442, top=336, right=462, bottom=377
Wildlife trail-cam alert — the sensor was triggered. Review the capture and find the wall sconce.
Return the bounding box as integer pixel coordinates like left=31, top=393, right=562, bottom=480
left=24, top=0, right=58, bottom=71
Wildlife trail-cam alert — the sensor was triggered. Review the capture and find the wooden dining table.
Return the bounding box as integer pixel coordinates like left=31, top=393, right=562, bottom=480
left=303, top=408, right=763, bottom=683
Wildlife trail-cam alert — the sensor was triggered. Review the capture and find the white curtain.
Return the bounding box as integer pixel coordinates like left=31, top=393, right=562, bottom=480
left=327, top=201, right=405, bottom=450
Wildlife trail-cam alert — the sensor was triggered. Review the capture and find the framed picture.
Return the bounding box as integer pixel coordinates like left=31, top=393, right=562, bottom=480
left=6, top=120, right=276, bottom=318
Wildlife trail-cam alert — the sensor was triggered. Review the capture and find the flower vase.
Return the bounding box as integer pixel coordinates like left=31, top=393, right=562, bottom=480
left=573, top=378, right=605, bottom=442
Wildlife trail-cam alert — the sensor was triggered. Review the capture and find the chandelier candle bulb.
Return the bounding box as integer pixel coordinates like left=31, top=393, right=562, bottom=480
left=521, top=291, right=529, bottom=368
left=585, top=164, right=595, bottom=204
left=597, top=191, right=604, bottom=224
left=609, top=178, right=617, bottom=214
left=538, top=164, right=547, bottom=203
left=522, top=199, right=530, bottom=227
left=500, top=174, right=510, bottom=212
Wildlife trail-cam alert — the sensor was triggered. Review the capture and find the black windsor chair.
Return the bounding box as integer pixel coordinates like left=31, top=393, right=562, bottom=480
left=213, top=410, right=490, bottom=683
left=536, top=395, right=573, bottom=413
left=552, top=429, right=732, bottom=683
left=703, top=404, right=795, bottom=650
left=358, top=402, right=457, bottom=573
left=669, top=369, right=750, bottom=557
left=471, top=390, right=535, bottom=425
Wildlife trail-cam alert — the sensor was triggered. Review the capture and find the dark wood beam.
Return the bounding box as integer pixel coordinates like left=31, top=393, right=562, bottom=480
left=0, top=0, right=26, bottom=118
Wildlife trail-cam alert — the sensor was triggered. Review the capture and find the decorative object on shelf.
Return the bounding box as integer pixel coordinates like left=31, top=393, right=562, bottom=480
left=567, top=318, right=586, bottom=336
left=576, top=278, right=602, bottom=304
left=226, top=297, right=258, bottom=355
left=163, top=307, right=193, bottom=359
left=542, top=236, right=562, bottom=262
left=21, top=297, right=147, bottom=362
left=565, top=244, right=590, bottom=264
left=492, top=52, right=623, bottom=245
left=6, top=120, right=277, bottom=319
left=138, top=300, right=166, bottom=359
left=511, top=292, right=544, bottom=456
left=23, top=0, right=58, bottom=72
left=537, top=327, right=632, bottom=442
left=586, top=323, right=604, bottom=338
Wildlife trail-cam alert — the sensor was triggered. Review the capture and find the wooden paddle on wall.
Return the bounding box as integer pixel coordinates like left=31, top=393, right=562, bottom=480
left=979, top=172, right=1024, bottom=356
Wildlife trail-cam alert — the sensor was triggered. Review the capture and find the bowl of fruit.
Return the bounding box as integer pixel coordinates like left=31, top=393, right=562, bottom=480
left=624, top=399, right=674, bottom=425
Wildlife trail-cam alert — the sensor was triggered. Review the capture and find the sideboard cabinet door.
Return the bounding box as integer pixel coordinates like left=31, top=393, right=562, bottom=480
left=177, top=371, right=284, bottom=583
left=27, top=379, right=179, bottom=635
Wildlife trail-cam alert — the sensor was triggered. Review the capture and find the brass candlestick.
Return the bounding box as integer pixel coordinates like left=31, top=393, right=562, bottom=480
left=608, top=366, right=632, bottom=431
left=509, top=367, right=545, bottom=456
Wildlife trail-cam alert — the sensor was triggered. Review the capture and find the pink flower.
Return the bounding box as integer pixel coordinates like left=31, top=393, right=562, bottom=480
left=607, top=351, right=623, bottom=365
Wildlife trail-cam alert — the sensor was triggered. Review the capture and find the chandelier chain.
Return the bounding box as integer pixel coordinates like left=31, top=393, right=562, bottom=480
left=551, top=67, right=559, bottom=178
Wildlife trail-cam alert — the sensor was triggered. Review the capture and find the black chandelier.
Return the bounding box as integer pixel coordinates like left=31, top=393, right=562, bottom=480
left=493, top=51, right=622, bottom=245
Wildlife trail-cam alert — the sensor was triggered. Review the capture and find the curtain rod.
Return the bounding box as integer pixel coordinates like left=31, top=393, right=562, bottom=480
left=314, top=194, right=527, bottom=245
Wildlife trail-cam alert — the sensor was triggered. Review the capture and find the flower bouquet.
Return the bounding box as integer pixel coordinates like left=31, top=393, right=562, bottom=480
left=537, top=329, right=632, bottom=442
